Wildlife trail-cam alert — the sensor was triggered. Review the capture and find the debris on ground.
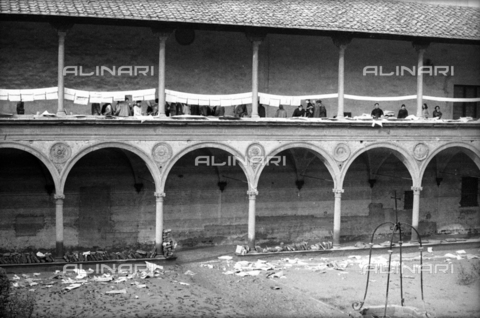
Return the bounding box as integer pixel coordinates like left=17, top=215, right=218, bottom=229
left=0, top=231, right=177, bottom=264
left=5, top=259, right=166, bottom=296
left=105, top=289, right=126, bottom=294
left=236, top=241, right=333, bottom=255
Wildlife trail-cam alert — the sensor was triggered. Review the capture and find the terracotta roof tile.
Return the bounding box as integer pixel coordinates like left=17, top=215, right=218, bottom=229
left=1, top=0, right=479, bottom=40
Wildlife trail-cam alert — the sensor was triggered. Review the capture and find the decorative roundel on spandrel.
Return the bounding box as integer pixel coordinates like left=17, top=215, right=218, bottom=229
left=49, top=142, right=72, bottom=164
left=333, top=143, right=350, bottom=162
left=152, top=142, right=173, bottom=163
left=413, top=143, right=429, bottom=161
left=247, top=143, right=265, bottom=159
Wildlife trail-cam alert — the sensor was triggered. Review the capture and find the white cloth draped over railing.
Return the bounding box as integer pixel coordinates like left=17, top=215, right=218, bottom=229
left=1, top=87, right=480, bottom=105
left=343, top=94, right=417, bottom=101
left=258, top=92, right=339, bottom=106
left=165, top=90, right=253, bottom=106
left=0, top=87, right=59, bottom=102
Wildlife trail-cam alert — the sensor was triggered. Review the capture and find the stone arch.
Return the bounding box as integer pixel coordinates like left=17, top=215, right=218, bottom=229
left=419, top=142, right=480, bottom=182
left=59, top=142, right=160, bottom=193
left=340, top=142, right=419, bottom=187
left=159, top=142, right=252, bottom=192
left=253, top=142, right=340, bottom=189
left=0, top=142, right=60, bottom=192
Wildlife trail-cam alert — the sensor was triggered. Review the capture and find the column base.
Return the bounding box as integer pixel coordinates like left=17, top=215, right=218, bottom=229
left=56, top=111, right=67, bottom=117
left=56, top=242, right=64, bottom=259
left=157, top=114, right=168, bottom=118
left=251, top=114, right=260, bottom=119
left=54, top=257, right=66, bottom=263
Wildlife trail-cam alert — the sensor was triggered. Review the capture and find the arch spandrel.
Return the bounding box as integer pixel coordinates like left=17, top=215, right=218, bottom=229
left=159, top=142, right=253, bottom=193
left=0, top=142, right=61, bottom=192
left=419, top=141, right=480, bottom=182
left=253, top=142, right=340, bottom=189
left=340, top=142, right=419, bottom=188
left=59, top=141, right=161, bottom=193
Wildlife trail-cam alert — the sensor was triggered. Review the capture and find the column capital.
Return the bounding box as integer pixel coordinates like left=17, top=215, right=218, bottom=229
left=247, top=189, right=259, bottom=198
left=58, top=31, right=67, bottom=40
left=154, top=192, right=166, bottom=199
left=151, top=27, right=172, bottom=40
left=50, top=22, right=73, bottom=34
left=246, top=30, right=267, bottom=43
left=332, top=188, right=344, bottom=197
left=412, top=41, right=430, bottom=52
left=54, top=194, right=65, bottom=200
left=332, top=35, right=352, bottom=49
left=411, top=186, right=423, bottom=194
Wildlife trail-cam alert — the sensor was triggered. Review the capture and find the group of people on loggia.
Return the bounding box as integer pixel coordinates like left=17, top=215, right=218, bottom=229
left=16, top=97, right=442, bottom=120
left=370, top=102, right=442, bottom=119
left=87, top=98, right=328, bottom=118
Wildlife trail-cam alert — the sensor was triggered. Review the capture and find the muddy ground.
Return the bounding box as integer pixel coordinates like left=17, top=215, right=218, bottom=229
left=4, top=246, right=480, bottom=318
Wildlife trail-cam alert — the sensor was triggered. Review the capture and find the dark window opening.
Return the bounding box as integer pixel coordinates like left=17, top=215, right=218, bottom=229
left=404, top=190, right=413, bottom=210
left=460, top=177, right=478, bottom=207
left=453, top=85, right=480, bottom=119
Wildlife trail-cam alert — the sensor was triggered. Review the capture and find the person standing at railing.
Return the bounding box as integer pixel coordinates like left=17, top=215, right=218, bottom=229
left=292, top=104, right=305, bottom=117
left=200, top=104, right=209, bottom=116
left=371, top=103, right=384, bottom=119
left=146, top=99, right=157, bottom=115
left=116, top=98, right=130, bottom=117
left=397, top=104, right=408, bottom=119
left=91, top=103, right=101, bottom=115
left=214, top=105, right=225, bottom=116
left=234, top=104, right=248, bottom=118
left=175, top=102, right=184, bottom=115
left=101, top=103, right=113, bottom=116
left=305, top=101, right=314, bottom=118
left=182, top=103, right=191, bottom=115
left=318, top=100, right=327, bottom=118
left=133, top=101, right=142, bottom=116
left=433, top=105, right=442, bottom=119
left=16, top=101, right=25, bottom=115
left=258, top=103, right=266, bottom=117
left=274, top=105, right=288, bottom=118
left=422, top=103, right=429, bottom=119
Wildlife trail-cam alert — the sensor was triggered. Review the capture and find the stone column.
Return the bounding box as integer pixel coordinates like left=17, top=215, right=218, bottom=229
left=54, top=194, right=65, bottom=257
left=413, top=42, right=429, bottom=117
left=332, top=188, right=344, bottom=247
left=50, top=22, right=72, bottom=116
left=154, top=192, right=166, bottom=253
left=57, top=31, right=67, bottom=116
left=247, top=189, right=258, bottom=249
left=332, top=36, right=352, bottom=119
left=246, top=33, right=266, bottom=119
left=411, top=186, right=423, bottom=241
left=152, top=29, right=171, bottom=118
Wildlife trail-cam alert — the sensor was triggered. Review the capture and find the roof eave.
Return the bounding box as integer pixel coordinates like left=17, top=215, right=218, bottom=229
left=1, top=12, right=479, bottom=45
